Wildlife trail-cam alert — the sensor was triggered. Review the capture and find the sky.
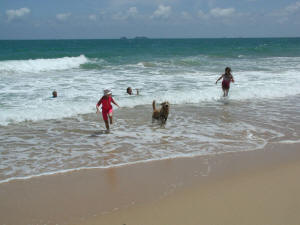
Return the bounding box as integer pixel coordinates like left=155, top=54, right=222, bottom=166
left=0, top=0, right=300, bottom=39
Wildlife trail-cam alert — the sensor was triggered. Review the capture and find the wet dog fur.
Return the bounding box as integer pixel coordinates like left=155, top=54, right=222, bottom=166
left=152, top=100, right=170, bottom=126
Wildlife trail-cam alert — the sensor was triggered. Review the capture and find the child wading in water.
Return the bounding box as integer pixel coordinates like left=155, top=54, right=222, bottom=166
left=96, top=89, right=119, bottom=132
left=216, top=67, right=235, bottom=97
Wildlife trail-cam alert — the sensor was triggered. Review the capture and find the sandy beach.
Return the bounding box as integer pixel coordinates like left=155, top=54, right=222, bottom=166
left=1, top=142, right=300, bottom=225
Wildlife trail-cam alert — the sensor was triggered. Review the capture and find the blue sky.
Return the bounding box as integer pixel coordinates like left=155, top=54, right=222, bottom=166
left=0, top=0, right=300, bottom=39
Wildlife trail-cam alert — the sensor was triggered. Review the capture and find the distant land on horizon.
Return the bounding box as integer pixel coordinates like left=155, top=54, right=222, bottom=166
left=0, top=36, right=299, bottom=41
left=120, top=36, right=149, bottom=40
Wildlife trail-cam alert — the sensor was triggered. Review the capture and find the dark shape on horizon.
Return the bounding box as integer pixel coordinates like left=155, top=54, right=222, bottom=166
left=134, top=36, right=149, bottom=40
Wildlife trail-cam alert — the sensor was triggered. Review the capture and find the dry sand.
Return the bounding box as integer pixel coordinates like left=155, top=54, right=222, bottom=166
left=1, top=143, right=300, bottom=225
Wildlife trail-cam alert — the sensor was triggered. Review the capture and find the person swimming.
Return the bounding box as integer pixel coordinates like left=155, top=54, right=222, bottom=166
left=215, top=67, right=235, bottom=97
left=126, top=87, right=139, bottom=95
left=52, top=90, right=57, bottom=98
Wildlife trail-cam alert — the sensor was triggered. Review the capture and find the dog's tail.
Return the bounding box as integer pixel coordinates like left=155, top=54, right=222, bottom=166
left=152, top=100, right=156, bottom=110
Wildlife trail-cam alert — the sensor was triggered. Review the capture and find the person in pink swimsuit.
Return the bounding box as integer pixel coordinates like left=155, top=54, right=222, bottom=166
left=216, top=67, right=235, bottom=97
left=96, top=89, right=119, bottom=132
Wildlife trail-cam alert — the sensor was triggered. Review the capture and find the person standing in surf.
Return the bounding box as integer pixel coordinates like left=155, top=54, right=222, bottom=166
left=96, top=89, right=119, bottom=132
left=216, top=67, right=235, bottom=97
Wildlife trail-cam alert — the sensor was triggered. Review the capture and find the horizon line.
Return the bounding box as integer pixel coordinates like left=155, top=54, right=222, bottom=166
left=0, top=36, right=300, bottom=41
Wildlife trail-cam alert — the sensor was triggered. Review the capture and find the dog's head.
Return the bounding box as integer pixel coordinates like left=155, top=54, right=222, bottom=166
left=160, top=101, right=170, bottom=114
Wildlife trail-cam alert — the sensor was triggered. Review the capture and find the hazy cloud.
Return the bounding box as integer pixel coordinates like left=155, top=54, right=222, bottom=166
left=210, top=8, right=235, bottom=17
left=128, top=7, right=138, bottom=17
left=151, top=5, right=171, bottom=19
left=181, top=11, right=192, bottom=20
left=112, top=7, right=138, bottom=20
left=89, top=14, right=97, bottom=21
left=98, top=10, right=107, bottom=20
left=112, top=12, right=126, bottom=20
left=197, top=7, right=235, bottom=21
left=284, top=1, right=300, bottom=14
left=6, top=7, right=30, bottom=21
left=269, top=2, right=300, bottom=24
left=56, top=13, right=71, bottom=21
left=197, top=10, right=209, bottom=20
left=278, top=17, right=289, bottom=24
left=270, top=1, right=300, bottom=17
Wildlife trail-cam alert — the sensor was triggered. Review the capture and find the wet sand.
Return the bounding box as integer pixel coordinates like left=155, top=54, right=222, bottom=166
left=1, top=142, right=300, bottom=225
left=92, top=153, right=300, bottom=225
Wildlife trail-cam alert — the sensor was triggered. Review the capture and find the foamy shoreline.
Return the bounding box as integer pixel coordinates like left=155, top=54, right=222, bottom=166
left=1, top=142, right=300, bottom=225
left=1, top=96, right=300, bottom=183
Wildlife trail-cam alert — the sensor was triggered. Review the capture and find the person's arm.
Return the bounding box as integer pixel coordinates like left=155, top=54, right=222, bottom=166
left=231, top=75, right=235, bottom=83
left=96, top=99, right=102, bottom=113
left=216, top=75, right=223, bottom=84
left=111, top=98, right=120, bottom=108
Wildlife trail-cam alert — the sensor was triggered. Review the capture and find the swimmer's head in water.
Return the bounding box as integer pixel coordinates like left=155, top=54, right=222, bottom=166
left=52, top=90, right=57, bottom=98
left=127, top=87, right=132, bottom=95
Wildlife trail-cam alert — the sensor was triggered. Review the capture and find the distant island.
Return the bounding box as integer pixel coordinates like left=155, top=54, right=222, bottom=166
left=120, top=36, right=149, bottom=40
left=134, top=36, right=149, bottom=40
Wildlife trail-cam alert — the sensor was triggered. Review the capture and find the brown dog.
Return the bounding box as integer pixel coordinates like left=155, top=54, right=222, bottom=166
left=152, top=100, right=170, bottom=126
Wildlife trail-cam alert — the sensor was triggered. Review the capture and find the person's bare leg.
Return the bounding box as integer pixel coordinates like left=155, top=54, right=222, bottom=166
left=109, top=114, right=113, bottom=125
left=104, top=120, right=110, bottom=130
left=225, top=89, right=229, bottom=97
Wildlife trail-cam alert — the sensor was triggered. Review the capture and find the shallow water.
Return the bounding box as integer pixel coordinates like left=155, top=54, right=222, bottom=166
left=1, top=95, right=300, bottom=183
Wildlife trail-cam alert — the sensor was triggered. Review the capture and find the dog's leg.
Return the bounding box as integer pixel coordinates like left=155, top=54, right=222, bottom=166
left=159, top=116, right=165, bottom=127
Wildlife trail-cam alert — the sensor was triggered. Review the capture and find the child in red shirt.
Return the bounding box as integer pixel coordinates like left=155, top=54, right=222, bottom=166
left=96, top=89, right=119, bottom=132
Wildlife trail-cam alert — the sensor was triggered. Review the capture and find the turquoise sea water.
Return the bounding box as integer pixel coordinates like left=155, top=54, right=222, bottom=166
left=1, top=38, right=300, bottom=61
left=0, top=38, right=300, bottom=183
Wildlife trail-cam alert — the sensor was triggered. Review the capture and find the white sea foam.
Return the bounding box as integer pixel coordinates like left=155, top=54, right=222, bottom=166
left=1, top=56, right=300, bottom=125
left=0, top=55, right=88, bottom=73
left=2, top=97, right=297, bottom=183
left=277, top=140, right=300, bottom=144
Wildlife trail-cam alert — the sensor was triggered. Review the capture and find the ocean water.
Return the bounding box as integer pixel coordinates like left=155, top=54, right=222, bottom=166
left=1, top=38, right=300, bottom=183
